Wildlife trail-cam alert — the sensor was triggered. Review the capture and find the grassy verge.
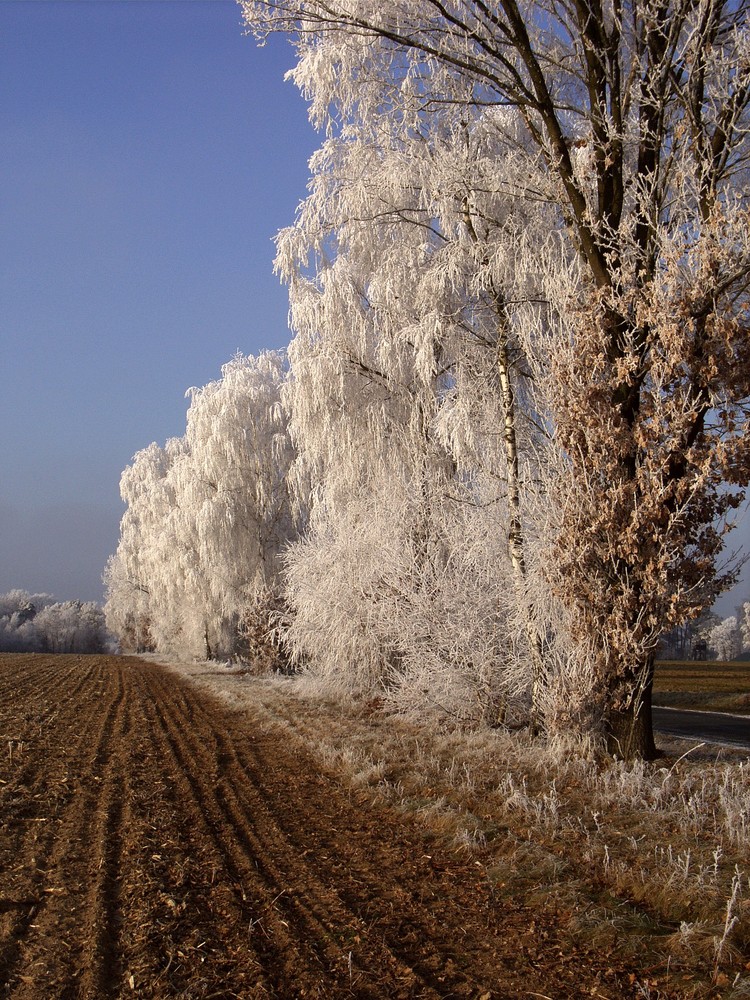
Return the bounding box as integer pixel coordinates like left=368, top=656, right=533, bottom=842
left=165, top=658, right=750, bottom=1000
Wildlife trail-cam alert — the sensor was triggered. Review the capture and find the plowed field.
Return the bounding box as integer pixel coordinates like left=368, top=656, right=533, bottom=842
left=0, top=655, right=656, bottom=999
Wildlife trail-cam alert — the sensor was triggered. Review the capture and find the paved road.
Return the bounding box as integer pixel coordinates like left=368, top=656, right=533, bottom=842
left=653, top=706, right=750, bottom=749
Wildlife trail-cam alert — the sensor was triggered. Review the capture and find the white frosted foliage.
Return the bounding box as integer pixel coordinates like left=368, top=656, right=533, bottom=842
left=241, top=0, right=750, bottom=757
left=105, top=351, right=296, bottom=662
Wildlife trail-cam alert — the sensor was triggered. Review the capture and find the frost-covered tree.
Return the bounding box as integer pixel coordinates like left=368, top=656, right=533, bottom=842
left=102, top=553, right=153, bottom=653
left=32, top=601, right=110, bottom=654
left=106, top=440, right=178, bottom=652
left=178, top=351, right=296, bottom=662
left=0, top=591, right=52, bottom=652
left=739, top=601, right=750, bottom=652
left=106, top=351, right=297, bottom=664
left=242, top=0, right=750, bottom=757
left=0, top=591, right=110, bottom=654
left=272, top=82, right=566, bottom=721
left=709, top=615, right=742, bottom=661
left=284, top=470, right=530, bottom=723
left=0, top=589, right=53, bottom=620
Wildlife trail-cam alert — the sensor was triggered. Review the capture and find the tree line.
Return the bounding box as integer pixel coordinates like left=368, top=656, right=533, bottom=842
left=106, top=0, right=750, bottom=758
left=0, top=590, right=110, bottom=654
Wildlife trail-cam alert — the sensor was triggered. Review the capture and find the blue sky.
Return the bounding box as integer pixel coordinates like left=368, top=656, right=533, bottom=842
left=2, top=0, right=749, bottom=616
left=1, top=0, right=317, bottom=602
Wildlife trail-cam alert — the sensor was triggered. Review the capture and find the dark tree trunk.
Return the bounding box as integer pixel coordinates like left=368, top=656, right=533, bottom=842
left=606, top=666, right=658, bottom=760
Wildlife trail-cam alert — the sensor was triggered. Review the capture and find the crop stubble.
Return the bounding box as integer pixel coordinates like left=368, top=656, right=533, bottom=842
left=1, top=655, right=650, bottom=999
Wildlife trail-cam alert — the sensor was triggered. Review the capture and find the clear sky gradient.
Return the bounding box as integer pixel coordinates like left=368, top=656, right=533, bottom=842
left=1, top=0, right=317, bottom=602
left=2, top=0, right=749, bottom=616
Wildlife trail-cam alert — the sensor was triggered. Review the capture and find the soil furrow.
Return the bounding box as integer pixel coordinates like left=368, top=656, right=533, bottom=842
left=0, top=658, right=61, bottom=704
left=0, top=662, right=129, bottom=996
left=0, top=657, right=91, bottom=722
left=116, top=668, right=274, bottom=998
left=75, top=684, right=130, bottom=1000
left=140, top=675, right=334, bottom=998
left=143, top=668, right=500, bottom=999
left=0, top=653, right=669, bottom=999
left=143, top=669, right=429, bottom=994
left=159, top=677, right=495, bottom=995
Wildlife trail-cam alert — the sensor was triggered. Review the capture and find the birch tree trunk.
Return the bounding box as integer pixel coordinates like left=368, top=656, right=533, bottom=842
left=494, top=302, right=546, bottom=730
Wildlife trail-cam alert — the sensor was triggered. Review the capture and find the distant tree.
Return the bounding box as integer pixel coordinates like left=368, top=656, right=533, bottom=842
left=106, top=440, right=178, bottom=653
left=740, top=601, right=750, bottom=652
left=242, top=0, right=750, bottom=757
left=0, top=589, right=54, bottom=619
left=659, top=606, right=723, bottom=659
left=709, top=615, right=742, bottom=661
left=0, top=590, right=110, bottom=654
left=33, top=601, right=110, bottom=654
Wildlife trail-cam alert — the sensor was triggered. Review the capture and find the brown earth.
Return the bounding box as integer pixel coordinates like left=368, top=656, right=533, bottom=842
left=0, top=654, right=689, bottom=999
